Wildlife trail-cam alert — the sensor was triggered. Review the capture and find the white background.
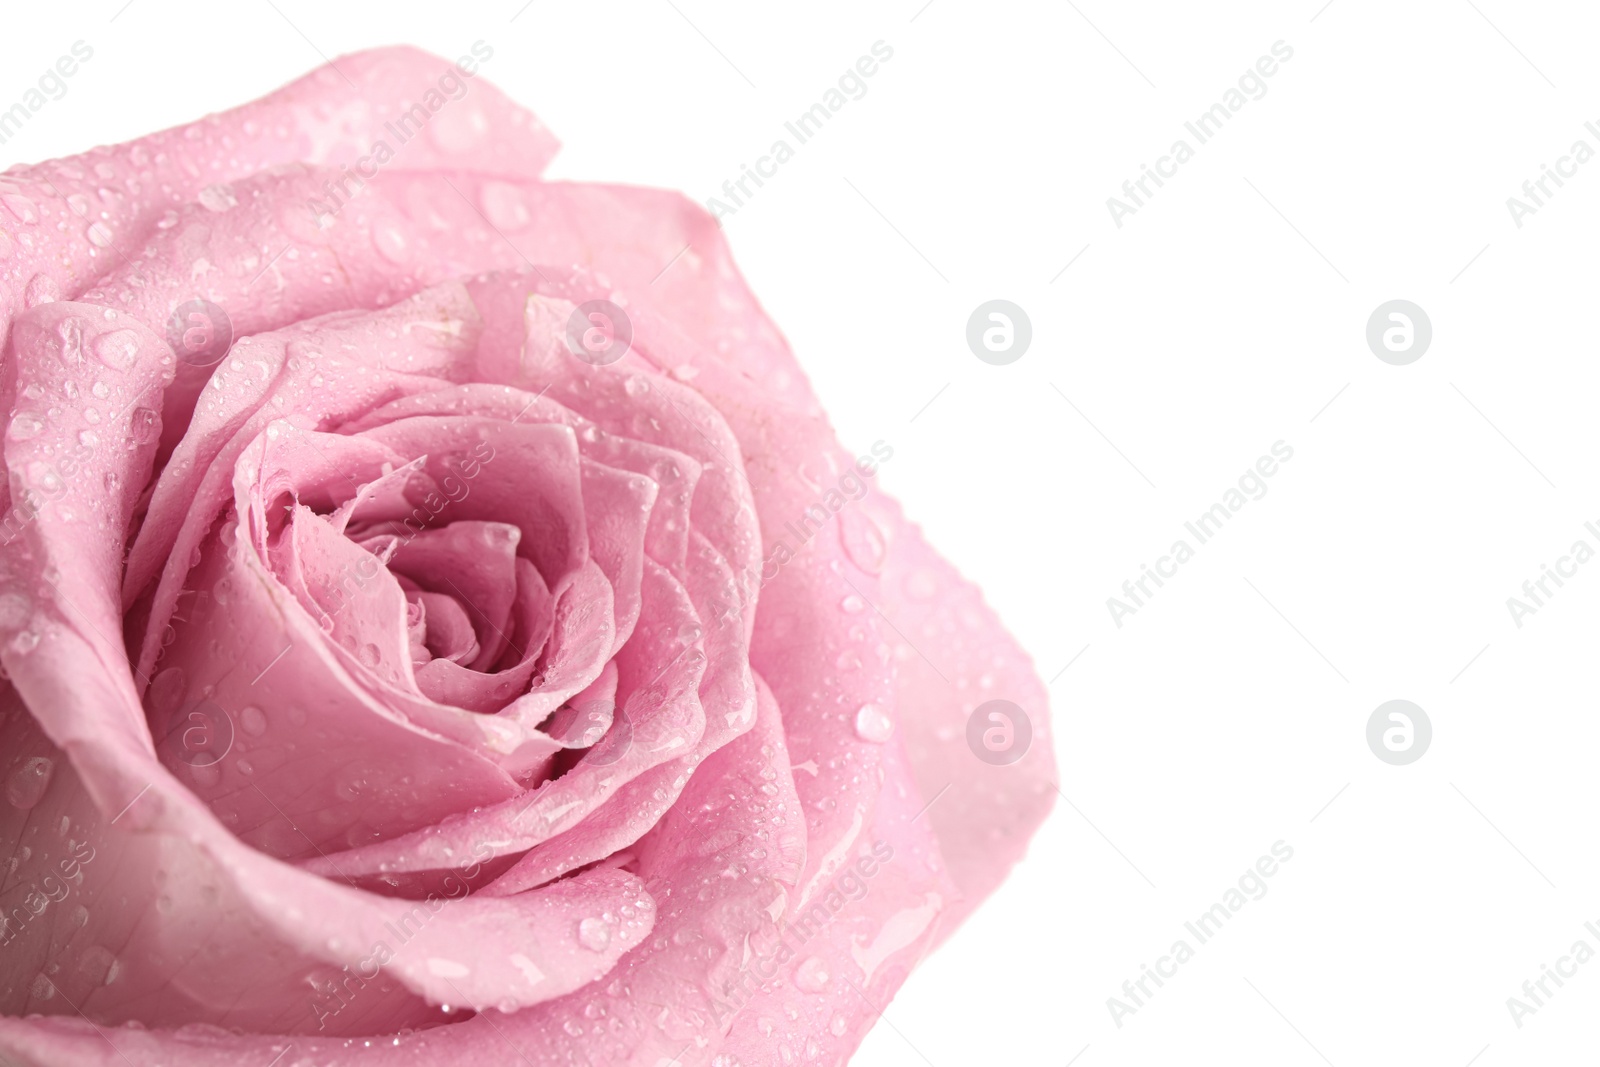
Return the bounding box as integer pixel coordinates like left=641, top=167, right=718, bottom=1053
left=6, top=2, right=1600, bottom=1064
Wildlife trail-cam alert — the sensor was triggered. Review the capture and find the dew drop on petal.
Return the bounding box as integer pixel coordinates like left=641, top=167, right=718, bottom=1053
left=7, top=414, right=43, bottom=441
left=24, top=274, right=58, bottom=308
left=839, top=509, right=889, bottom=576
left=131, top=408, right=159, bottom=443
left=853, top=703, right=893, bottom=744
left=2, top=194, right=39, bottom=224
left=431, top=104, right=488, bottom=153
left=197, top=183, right=238, bottom=212
left=93, top=329, right=141, bottom=372
left=577, top=917, right=610, bottom=951
left=793, top=956, right=830, bottom=993
left=240, top=705, right=267, bottom=736
left=6, top=756, right=54, bottom=809
left=372, top=224, right=408, bottom=263
left=0, top=592, right=30, bottom=628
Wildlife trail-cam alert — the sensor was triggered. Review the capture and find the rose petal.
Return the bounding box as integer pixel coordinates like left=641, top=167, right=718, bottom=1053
left=126, top=282, right=487, bottom=684
left=483, top=530, right=757, bottom=894
left=300, top=558, right=705, bottom=879
left=385, top=520, right=522, bottom=670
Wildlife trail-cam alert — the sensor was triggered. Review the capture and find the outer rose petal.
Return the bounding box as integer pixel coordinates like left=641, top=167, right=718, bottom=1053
left=0, top=46, right=555, bottom=356
left=717, top=729, right=957, bottom=1065
left=0, top=664, right=798, bottom=1067
left=858, top=494, right=1058, bottom=938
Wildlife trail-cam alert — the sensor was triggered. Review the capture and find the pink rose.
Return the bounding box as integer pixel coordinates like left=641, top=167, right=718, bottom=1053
left=0, top=47, right=1054, bottom=1065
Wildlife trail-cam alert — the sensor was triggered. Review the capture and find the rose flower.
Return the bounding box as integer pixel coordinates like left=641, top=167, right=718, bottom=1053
left=0, top=46, right=1054, bottom=1065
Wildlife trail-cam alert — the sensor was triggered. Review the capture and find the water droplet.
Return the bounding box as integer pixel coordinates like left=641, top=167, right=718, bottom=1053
left=22, top=461, right=57, bottom=493
left=57, top=318, right=84, bottom=364
left=24, top=274, right=58, bottom=308
left=29, top=974, right=54, bottom=1001
left=197, top=183, right=238, bottom=212
left=840, top=595, right=866, bottom=614
left=0, top=592, right=30, bottom=628
left=240, top=705, right=267, bottom=736
left=148, top=667, right=187, bottom=715
left=130, top=408, right=159, bottom=443
left=7, top=413, right=43, bottom=441
left=8, top=630, right=40, bottom=655
left=6, top=756, right=54, bottom=809
left=853, top=703, right=893, bottom=744
left=577, top=917, right=611, bottom=951
left=432, top=105, right=489, bottom=153
left=479, top=182, right=529, bottom=230
left=357, top=643, right=381, bottom=668
left=93, top=329, right=140, bottom=372
left=373, top=224, right=408, bottom=263
left=793, top=955, right=830, bottom=993
left=77, top=945, right=119, bottom=985
left=839, top=509, right=888, bottom=576
left=2, top=194, right=39, bottom=224
left=86, top=221, right=114, bottom=248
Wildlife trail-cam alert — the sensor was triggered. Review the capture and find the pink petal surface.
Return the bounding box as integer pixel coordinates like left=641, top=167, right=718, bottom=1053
left=0, top=45, right=1054, bottom=1067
